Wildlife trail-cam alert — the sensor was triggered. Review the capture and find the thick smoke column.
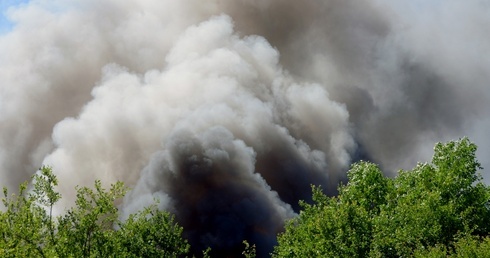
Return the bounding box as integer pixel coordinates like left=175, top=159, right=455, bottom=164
left=1, top=0, right=490, bottom=256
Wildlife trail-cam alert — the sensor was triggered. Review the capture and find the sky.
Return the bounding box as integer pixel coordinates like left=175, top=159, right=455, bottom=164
left=0, top=0, right=441, bottom=33
left=0, top=0, right=29, bottom=34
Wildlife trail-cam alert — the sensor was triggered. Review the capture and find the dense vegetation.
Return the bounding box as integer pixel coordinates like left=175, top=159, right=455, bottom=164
left=1, top=138, right=489, bottom=257
left=273, top=138, right=490, bottom=257
left=0, top=167, right=189, bottom=257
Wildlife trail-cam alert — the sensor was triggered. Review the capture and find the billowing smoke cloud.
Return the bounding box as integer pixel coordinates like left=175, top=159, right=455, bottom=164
left=1, top=0, right=489, bottom=256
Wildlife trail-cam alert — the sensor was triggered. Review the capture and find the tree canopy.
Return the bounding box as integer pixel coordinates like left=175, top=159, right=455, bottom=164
left=0, top=166, right=189, bottom=257
left=273, top=138, right=490, bottom=257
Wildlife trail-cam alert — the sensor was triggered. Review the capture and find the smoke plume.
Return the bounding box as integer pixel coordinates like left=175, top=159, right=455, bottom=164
left=1, top=0, right=489, bottom=256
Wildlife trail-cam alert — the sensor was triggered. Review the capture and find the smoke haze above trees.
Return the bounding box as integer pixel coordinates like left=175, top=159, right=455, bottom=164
left=1, top=0, right=490, bottom=256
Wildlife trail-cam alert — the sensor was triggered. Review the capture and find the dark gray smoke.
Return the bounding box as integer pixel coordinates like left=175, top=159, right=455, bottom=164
left=1, top=0, right=489, bottom=256
left=125, top=127, right=296, bottom=256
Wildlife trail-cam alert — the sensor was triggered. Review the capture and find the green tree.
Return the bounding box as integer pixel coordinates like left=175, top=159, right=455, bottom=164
left=1, top=166, right=189, bottom=257
left=116, top=204, right=190, bottom=257
left=273, top=162, right=386, bottom=257
left=413, top=234, right=490, bottom=258
left=273, top=138, right=490, bottom=257
left=1, top=167, right=60, bottom=257
left=54, top=179, right=127, bottom=257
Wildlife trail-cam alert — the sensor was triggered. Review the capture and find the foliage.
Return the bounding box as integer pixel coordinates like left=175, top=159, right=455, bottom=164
left=241, top=240, right=256, bottom=258
left=413, top=234, right=490, bottom=258
left=273, top=138, right=490, bottom=257
left=0, top=166, right=189, bottom=257
left=116, top=205, right=190, bottom=257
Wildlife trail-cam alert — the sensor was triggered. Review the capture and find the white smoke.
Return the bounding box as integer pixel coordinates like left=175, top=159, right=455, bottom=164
left=1, top=0, right=490, bottom=255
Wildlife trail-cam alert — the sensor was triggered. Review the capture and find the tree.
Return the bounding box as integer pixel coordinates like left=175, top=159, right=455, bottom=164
left=1, top=167, right=60, bottom=257
left=0, top=166, right=189, bottom=257
left=273, top=138, right=490, bottom=257
left=116, top=205, right=190, bottom=257
left=413, top=234, right=490, bottom=258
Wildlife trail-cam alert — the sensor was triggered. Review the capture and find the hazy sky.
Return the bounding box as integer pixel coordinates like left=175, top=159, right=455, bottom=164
left=0, top=1, right=441, bottom=32
left=0, top=0, right=29, bottom=34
